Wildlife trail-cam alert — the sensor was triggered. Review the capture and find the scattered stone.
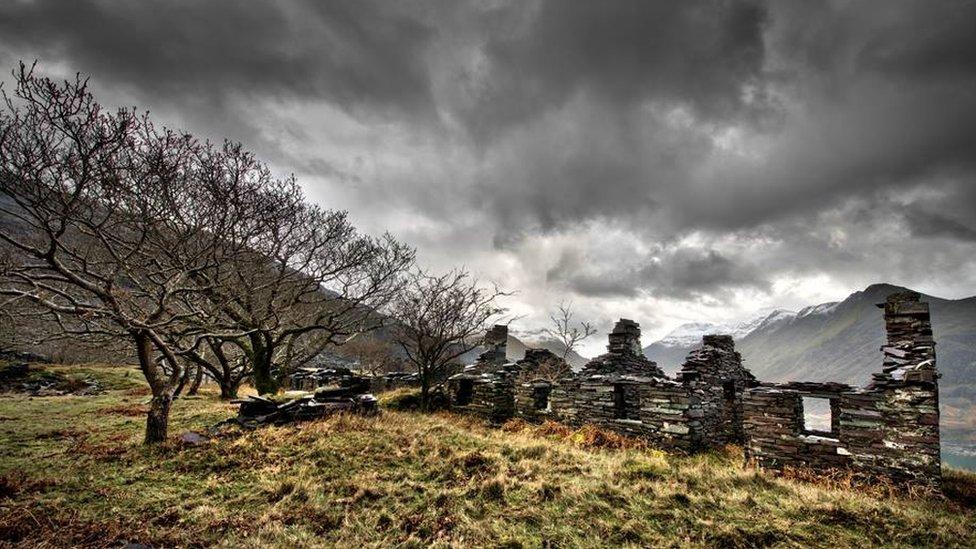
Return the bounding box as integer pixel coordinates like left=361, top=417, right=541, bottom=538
left=179, top=431, right=209, bottom=446
left=226, top=384, right=379, bottom=428
left=0, top=362, right=102, bottom=396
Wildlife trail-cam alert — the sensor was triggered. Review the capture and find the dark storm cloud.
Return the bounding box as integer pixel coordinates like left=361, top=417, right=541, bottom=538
left=469, top=0, right=976, bottom=238
left=1, top=0, right=975, bottom=308
left=462, top=0, right=770, bottom=142
left=904, top=207, right=976, bottom=242
left=0, top=0, right=435, bottom=144
left=546, top=246, right=768, bottom=300
left=638, top=249, right=770, bottom=299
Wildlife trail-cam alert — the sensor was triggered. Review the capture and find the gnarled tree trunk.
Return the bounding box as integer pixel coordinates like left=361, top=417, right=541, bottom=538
left=134, top=331, right=178, bottom=444
left=187, top=362, right=204, bottom=396
left=145, top=390, right=173, bottom=444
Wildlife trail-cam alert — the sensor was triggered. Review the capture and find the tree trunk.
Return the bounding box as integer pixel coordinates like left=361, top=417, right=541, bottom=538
left=219, top=378, right=241, bottom=400
left=250, top=334, right=277, bottom=395
left=173, top=361, right=191, bottom=398
left=187, top=362, right=204, bottom=396
left=145, top=391, right=173, bottom=444
left=420, top=364, right=431, bottom=412
left=134, top=331, right=174, bottom=445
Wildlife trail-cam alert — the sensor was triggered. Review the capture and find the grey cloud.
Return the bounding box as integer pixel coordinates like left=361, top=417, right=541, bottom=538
left=0, top=0, right=436, bottom=138
left=546, top=245, right=769, bottom=301
left=1, top=0, right=975, bottom=312
left=463, top=0, right=771, bottom=143
left=638, top=249, right=770, bottom=299
left=904, top=207, right=976, bottom=242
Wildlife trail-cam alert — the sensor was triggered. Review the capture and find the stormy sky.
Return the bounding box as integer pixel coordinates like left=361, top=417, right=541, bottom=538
left=2, top=0, right=975, bottom=355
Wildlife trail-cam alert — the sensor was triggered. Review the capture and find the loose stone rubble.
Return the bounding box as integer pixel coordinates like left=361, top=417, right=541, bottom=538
left=0, top=362, right=102, bottom=396
left=289, top=366, right=421, bottom=393
left=446, top=292, right=943, bottom=489
left=229, top=383, right=378, bottom=428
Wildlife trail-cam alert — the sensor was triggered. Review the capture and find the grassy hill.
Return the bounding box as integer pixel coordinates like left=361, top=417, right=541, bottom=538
left=1, top=363, right=975, bottom=547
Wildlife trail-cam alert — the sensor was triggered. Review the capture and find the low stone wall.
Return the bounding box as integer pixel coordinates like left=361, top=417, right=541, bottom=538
left=514, top=380, right=555, bottom=423
left=446, top=373, right=515, bottom=423
left=547, top=375, right=702, bottom=451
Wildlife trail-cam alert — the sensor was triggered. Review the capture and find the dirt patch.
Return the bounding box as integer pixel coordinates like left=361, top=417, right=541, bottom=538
left=0, top=474, right=55, bottom=500
left=0, top=504, right=178, bottom=548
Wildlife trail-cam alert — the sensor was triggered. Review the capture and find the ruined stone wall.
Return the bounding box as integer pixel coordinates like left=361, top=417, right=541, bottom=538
left=470, top=324, right=508, bottom=373
left=678, top=335, right=756, bottom=446
left=447, top=374, right=515, bottom=423
left=448, top=295, right=942, bottom=489
left=514, top=380, right=554, bottom=422
left=512, top=348, right=570, bottom=423
left=546, top=376, right=703, bottom=451
left=742, top=292, right=941, bottom=488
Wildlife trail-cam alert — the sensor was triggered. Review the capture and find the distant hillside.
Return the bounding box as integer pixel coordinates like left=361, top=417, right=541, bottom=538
left=644, top=283, right=976, bottom=391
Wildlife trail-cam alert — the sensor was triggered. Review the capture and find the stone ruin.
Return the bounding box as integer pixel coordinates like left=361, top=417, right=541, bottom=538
left=447, top=324, right=520, bottom=423
left=742, top=291, right=941, bottom=487
left=446, top=292, right=943, bottom=489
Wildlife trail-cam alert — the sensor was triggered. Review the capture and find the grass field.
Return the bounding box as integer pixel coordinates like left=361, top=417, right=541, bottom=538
left=1, top=363, right=975, bottom=548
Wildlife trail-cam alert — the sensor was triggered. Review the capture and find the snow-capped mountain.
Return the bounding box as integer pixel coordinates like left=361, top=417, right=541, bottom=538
left=650, top=308, right=798, bottom=352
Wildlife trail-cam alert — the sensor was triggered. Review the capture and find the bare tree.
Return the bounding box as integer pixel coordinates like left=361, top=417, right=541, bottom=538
left=0, top=64, right=259, bottom=442
left=342, top=333, right=399, bottom=376
left=545, top=301, right=597, bottom=360
left=180, top=337, right=250, bottom=399
left=516, top=355, right=573, bottom=383
left=390, top=269, right=508, bottom=409
left=188, top=188, right=415, bottom=394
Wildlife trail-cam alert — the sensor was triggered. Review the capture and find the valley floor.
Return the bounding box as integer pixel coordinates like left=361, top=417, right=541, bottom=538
left=1, top=364, right=975, bottom=548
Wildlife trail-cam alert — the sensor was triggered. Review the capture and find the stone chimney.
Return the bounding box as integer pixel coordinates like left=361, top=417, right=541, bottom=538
left=607, top=319, right=642, bottom=356
left=877, top=291, right=936, bottom=382
left=477, top=324, right=509, bottom=367
left=701, top=334, right=735, bottom=352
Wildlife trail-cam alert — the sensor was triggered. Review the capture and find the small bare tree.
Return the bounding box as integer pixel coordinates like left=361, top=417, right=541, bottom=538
left=390, top=269, right=508, bottom=409
left=545, top=302, right=596, bottom=360
left=342, top=333, right=399, bottom=376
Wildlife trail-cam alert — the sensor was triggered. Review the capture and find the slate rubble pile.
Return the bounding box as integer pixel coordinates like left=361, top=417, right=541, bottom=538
left=231, top=384, right=378, bottom=427
left=288, top=367, right=368, bottom=391
left=0, top=362, right=101, bottom=396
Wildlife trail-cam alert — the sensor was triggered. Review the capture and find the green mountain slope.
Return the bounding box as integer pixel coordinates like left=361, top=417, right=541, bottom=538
left=738, top=283, right=976, bottom=389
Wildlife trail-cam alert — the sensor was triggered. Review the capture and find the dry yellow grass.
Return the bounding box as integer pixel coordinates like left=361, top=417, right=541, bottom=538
left=1, top=364, right=974, bottom=547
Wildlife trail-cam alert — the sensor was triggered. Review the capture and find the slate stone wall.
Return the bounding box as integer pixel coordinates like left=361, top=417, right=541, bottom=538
left=448, top=294, right=942, bottom=489
left=677, top=334, right=756, bottom=446
left=742, top=292, right=941, bottom=488
left=446, top=373, right=516, bottom=423
left=514, top=380, right=555, bottom=422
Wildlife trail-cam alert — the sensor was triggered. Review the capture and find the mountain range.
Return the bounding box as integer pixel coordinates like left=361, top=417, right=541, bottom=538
left=642, top=283, right=976, bottom=398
